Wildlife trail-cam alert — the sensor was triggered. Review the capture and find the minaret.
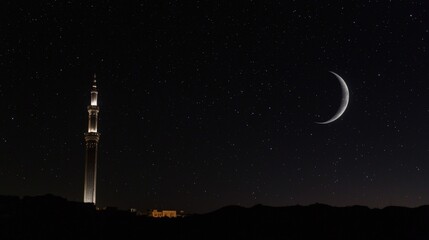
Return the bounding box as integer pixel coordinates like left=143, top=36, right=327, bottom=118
left=83, top=74, right=100, bottom=204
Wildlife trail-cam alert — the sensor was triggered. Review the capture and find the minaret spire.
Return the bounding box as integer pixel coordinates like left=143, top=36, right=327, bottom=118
left=84, top=74, right=100, bottom=204
left=92, top=73, right=97, bottom=89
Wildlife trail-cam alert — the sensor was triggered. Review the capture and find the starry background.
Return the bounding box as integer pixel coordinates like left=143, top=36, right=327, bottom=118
left=0, top=1, right=428, bottom=213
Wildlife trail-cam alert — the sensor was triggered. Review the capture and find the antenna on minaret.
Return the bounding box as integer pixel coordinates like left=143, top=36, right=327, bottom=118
left=92, top=73, right=97, bottom=90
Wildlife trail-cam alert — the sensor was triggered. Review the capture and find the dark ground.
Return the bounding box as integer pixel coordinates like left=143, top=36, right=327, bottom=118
left=1, top=194, right=428, bottom=240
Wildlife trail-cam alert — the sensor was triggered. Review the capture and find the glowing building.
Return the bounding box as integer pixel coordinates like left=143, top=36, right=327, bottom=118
left=83, top=74, right=100, bottom=204
left=150, top=209, right=178, bottom=218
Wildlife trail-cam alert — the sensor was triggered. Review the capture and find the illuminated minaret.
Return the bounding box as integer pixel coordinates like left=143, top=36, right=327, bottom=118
left=83, top=74, right=100, bottom=204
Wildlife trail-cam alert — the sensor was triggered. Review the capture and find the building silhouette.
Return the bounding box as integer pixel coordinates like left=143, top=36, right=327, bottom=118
left=83, top=74, right=100, bottom=204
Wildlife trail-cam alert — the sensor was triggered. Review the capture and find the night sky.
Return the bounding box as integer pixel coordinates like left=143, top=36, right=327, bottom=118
left=1, top=1, right=428, bottom=213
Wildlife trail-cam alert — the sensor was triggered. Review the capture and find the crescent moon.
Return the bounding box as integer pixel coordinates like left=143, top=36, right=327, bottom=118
left=315, top=71, right=349, bottom=124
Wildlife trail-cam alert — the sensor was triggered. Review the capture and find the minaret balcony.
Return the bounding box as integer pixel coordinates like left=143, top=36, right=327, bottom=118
left=84, top=132, right=100, bottom=142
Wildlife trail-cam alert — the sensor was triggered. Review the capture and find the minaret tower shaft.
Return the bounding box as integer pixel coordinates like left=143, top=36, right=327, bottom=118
left=83, top=74, right=100, bottom=204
